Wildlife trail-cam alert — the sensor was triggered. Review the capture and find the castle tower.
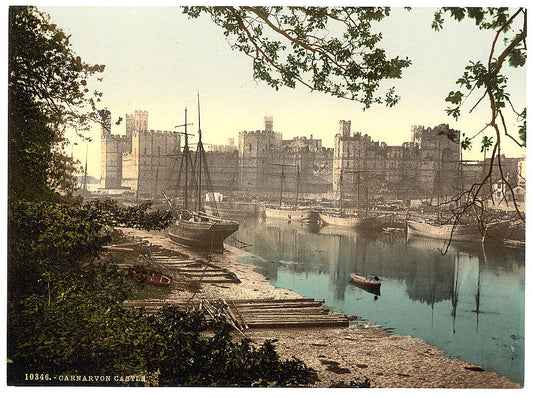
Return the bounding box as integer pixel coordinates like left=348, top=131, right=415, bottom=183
left=339, top=120, right=351, bottom=138
left=135, top=110, right=149, bottom=132
left=264, top=116, right=273, bottom=133
left=125, top=113, right=135, bottom=137
left=100, top=109, right=112, bottom=137
left=100, top=109, right=130, bottom=190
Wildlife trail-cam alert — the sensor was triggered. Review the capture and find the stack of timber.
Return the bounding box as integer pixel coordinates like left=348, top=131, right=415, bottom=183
left=122, top=298, right=349, bottom=329
left=150, top=253, right=241, bottom=284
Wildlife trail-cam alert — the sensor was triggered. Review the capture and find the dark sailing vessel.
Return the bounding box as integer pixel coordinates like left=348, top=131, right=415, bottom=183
left=167, top=95, right=239, bottom=253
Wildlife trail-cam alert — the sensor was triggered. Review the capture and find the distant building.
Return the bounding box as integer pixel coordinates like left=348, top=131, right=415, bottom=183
left=100, top=110, right=520, bottom=206
left=333, top=121, right=462, bottom=204
left=238, top=117, right=333, bottom=201
left=100, top=110, right=181, bottom=197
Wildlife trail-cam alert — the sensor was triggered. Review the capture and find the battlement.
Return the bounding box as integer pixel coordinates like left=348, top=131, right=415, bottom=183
left=102, top=133, right=130, bottom=142
left=411, top=124, right=460, bottom=145
left=134, top=129, right=180, bottom=137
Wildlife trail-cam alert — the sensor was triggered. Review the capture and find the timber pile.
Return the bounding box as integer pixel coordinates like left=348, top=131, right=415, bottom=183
left=122, top=298, right=349, bottom=329
left=150, top=253, right=241, bottom=284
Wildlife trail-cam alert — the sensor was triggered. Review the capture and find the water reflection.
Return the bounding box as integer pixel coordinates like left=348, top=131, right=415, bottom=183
left=233, top=217, right=525, bottom=384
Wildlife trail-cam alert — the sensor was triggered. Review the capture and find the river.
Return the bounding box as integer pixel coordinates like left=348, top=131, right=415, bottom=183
left=230, top=216, right=525, bottom=385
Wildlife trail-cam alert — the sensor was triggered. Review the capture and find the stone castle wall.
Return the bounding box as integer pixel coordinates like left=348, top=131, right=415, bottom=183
left=333, top=122, right=462, bottom=203
left=102, top=112, right=505, bottom=205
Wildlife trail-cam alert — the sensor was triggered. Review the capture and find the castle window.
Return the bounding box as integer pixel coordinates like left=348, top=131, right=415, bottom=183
left=158, top=146, right=161, bottom=156
left=249, top=143, right=252, bottom=152
left=143, top=147, right=147, bottom=155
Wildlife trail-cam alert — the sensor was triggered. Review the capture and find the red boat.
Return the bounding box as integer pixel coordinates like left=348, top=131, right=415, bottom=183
left=128, top=268, right=173, bottom=287
left=350, top=273, right=381, bottom=289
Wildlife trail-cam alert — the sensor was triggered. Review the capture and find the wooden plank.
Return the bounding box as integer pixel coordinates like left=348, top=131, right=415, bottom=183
left=123, top=298, right=323, bottom=306
left=231, top=300, right=248, bottom=330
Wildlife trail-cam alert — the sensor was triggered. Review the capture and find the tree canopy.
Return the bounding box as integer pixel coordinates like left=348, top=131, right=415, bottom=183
left=8, top=6, right=105, bottom=200
left=183, top=6, right=526, bottom=225
left=183, top=6, right=412, bottom=108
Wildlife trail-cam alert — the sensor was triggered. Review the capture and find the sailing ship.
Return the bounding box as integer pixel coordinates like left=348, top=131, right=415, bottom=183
left=318, top=212, right=365, bottom=228
left=406, top=139, right=484, bottom=243
left=167, top=95, right=239, bottom=254
left=318, top=170, right=374, bottom=228
left=263, top=163, right=312, bottom=220
left=406, top=218, right=483, bottom=242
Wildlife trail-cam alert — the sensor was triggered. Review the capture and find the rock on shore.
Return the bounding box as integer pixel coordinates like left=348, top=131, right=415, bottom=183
left=120, top=228, right=522, bottom=389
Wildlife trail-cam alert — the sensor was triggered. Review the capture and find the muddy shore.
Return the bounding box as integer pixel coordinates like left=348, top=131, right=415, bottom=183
left=119, top=227, right=522, bottom=389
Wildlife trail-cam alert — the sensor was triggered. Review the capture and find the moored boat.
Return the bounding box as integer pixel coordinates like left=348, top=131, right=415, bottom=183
left=318, top=212, right=364, bottom=228
left=350, top=273, right=381, bottom=290
left=406, top=219, right=483, bottom=242
left=166, top=96, right=239, bottom=254
left=264, top=205, right=311, bottom=220
left=168, top=211, right=239, bottom=253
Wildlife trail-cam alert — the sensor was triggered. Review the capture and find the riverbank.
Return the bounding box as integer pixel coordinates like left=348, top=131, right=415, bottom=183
left=119, top=227, right=522, bottom=388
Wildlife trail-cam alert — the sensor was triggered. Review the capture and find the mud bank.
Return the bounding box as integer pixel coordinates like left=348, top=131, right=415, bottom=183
left=119, top=228, right=522, bottom=388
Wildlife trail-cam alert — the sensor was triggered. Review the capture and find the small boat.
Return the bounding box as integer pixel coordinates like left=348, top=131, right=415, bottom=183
left=128, top=268, right=173, bottom=287
left=350, top=273, right=381, bottom=289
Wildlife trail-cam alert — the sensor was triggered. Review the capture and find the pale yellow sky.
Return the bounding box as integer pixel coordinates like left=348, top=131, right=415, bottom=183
left=38, top=4, right=527, bottom=177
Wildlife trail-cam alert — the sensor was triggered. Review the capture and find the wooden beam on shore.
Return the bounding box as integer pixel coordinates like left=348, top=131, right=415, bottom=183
left=122, top=298, right=349, bottom=328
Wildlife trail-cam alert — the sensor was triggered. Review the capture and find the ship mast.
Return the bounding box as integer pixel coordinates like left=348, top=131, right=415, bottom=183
left=197, top=92, right=202, bottom=211
left=174, top=108, right=194, bottom=210
left=184, top=108, right=189, bottom=209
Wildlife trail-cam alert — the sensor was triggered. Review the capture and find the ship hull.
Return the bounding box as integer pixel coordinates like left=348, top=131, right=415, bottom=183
left=168, top=218, right=239, bottom=253
left=264, top=206, right=311, bottom=220
left=406, top=220, right=482, bottom=242
left=318, top=213, right=364, bottom=228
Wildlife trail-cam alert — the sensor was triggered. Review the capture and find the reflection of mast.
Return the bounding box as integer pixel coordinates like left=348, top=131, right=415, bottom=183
left=473, top=245, right=488, bottom=327
left=451, top=251, right=460, bottom=334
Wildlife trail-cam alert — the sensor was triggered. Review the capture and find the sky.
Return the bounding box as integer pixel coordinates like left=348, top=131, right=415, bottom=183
left=36, top=3, right=527, bottom=177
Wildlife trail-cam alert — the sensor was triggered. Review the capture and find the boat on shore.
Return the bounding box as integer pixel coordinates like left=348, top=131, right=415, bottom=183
left=166, top=97, right=239, bottom=254
left=168, top=211, right=239, bottom=253
left=128, top=268, right=173, bottom=287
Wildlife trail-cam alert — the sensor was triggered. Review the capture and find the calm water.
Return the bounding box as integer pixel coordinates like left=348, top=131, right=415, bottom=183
left=230, top=217, right=525, bottom=385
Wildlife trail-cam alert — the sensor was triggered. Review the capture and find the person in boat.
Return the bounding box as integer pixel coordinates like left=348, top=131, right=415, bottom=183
left=374, top=276, right=380, bottom=281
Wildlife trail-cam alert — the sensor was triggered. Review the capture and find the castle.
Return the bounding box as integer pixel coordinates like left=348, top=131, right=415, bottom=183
left=101, top=110, right=513, bottom=205
left=100, top=110, right=181, bottom=198
left=333, top=121, right=462, bottom=204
